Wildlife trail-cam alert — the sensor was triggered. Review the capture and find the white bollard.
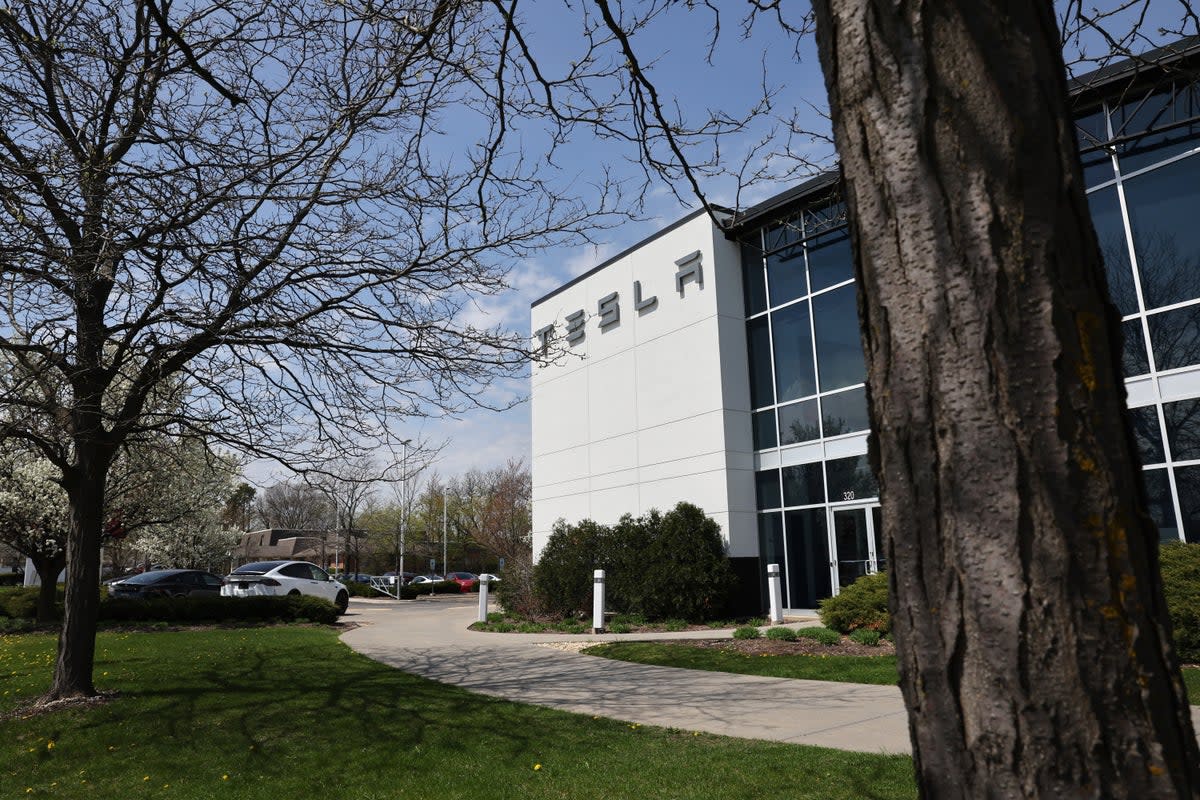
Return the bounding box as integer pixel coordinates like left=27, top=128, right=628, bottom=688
left=478, top=574, right=490, bottom=623
left=593, top=569, right=606, bottom=634
left=767, top=563, right=784, bottom=625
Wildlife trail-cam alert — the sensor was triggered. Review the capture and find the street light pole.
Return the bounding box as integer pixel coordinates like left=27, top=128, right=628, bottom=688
left=398, top=439, right=411, bottom=599
left=442, top=489, right=448, bottom=577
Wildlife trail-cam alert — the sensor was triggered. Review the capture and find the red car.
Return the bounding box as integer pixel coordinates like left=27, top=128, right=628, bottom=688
left=444, top=572, right=479, bottom=592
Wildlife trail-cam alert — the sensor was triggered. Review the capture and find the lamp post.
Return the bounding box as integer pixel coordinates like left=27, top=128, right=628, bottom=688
left=398, top=439, right=412, bottom=598
left=442, top=489, right=448, bottom=577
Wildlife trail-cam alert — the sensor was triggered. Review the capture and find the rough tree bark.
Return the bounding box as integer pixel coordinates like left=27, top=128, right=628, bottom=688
left=811, top=0, right=1200, bottom=796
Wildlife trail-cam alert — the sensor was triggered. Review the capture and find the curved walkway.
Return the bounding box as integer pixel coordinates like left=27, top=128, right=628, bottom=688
left=340, top=595, right=912, bottom=754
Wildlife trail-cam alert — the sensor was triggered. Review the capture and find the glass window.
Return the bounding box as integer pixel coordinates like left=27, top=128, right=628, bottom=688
left=741, top=241, right=767, bottom=316
left=782, top=462, right=825, bottom=507
left=804, top=199, right=846, bottom=237
left=1127, top=405, right=1164, bottom=465
left=1114, top=83, right=1200, bottom=174
left=1164, top=398, right=1200, bottom=462
left=747, top=316, right=774, bottom=408
left=1123, top=319, right=1149, bottom=377
left=771, top=301, right=817, bottom=403
left=1141, top=468, right=1180, bottom=543
left=1075, top=106, right=1113, bottom=188
left=826, top=455, right=878, bottom=502
left=764, top=215, right=802, bottom=252
left=753, top=409, right=777, bottom=450
left=767, top=243, right=808, bottom=307
left=1086, top=186, right=1137, bottom=316
left=756, top=469, right=781, bottom=510
left=1124, top=153, right=1200, bottom=311
left=778, top=399, right=820, bottom=445
left=813, top=284, right=867, bottom=392
left=758, top=512, right=787, bottom=601
left=784, top=509, right=831, bottom=608
left=1173, top=464, right=1200, bottom=543
left=806, top=228, right=853, bottom=294
left=821, top=387, right=870, bottom=437
left=1147, top=303, right=1200, bottom=373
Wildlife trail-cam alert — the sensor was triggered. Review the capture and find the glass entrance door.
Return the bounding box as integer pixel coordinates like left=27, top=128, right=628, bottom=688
left=829, top=504, right=881, bottom=593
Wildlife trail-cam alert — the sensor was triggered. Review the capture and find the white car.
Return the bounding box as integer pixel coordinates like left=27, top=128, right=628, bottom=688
left=222, top=560, right=349, bottom=614
left=477, top=573, right=501, bottom=583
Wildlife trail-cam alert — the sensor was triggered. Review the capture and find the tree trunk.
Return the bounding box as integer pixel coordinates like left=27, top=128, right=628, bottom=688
left=811, top=1, right=1200, bottom=796
left=47, top=465, right=107, bottom=700
left=33, top=556, right=64, bottom=624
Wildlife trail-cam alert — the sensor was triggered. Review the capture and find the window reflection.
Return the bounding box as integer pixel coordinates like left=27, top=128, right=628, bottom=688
left=1127, top=405, right=1164, bottom=465
left=753, top=409, right=777, bottom=450
left=813, top=284, right=867, bottom=392
left=1147, top=303, right=1200, bottom=373
left=747, top=317, right=774, bottom=408
left=767, top=243, right=808, bottom=307
left=1123, top=320, right=1150, bottom=377
left=782, top=462, right=825, bottom=507
left=1141, top=468, right=1180, bottom=542
left=1164, top=398, right=1200, bottom=462
left=756, top=469, right=781, bottom=510
left=1086, top=186, right=1137, bottom=316
left=1173, top=465, right=1200, bottom=543
left=806, top=228, right=853, bottom=294
left=1112, top=81, right=1200, bottom=173
left=826, top=455, right=878, bottom=502
left=741, top=241, right=767, bottom=315
left=1124, top=154, right=1200, bottom=310
left=772, top=301, right=817, bottom=403
left=779, top=399, right=820, bottom=445
left=821, top=387, right=870, bottom=437
left=785, top=509, right=831, bottom=608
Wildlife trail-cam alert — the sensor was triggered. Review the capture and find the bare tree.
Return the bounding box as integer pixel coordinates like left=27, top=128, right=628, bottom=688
left=0, top=0, right=636, bottom=700
left=254, top=482, right=332, bottom=531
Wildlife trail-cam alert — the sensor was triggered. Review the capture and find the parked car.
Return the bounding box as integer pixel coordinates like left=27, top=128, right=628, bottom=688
left=335, top=572, right=374, bottom=584
left=381, top=571, right=419, bottom=586
left=222, top=561, right=349, bottom=614
left=107, top=569, right=225, bottom=600
left=477, top=573, right=501, bottom=584
left=444, top=572, right=479, bottom=592
left=410, top=574, right=445, bottom=585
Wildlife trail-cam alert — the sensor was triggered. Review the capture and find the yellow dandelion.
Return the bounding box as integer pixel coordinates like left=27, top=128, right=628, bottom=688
left=143, top=776, right=150, bottom=782
left=533, top=764, right=542, bottom=771
left=222, top=775, right=229, bottom=781
left=46, top=741, right=55, bottom=750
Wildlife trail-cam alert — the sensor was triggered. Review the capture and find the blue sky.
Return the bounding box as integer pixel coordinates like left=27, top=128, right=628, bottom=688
left=246, top=2, right=1199, bottom=489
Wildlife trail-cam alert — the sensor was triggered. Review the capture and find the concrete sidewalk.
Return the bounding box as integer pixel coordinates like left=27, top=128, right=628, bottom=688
left=339, top=596, right=913, bottom=754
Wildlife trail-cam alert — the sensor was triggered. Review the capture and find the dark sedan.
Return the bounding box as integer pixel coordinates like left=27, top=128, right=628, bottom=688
left=107, top=569, right=225, bottom=600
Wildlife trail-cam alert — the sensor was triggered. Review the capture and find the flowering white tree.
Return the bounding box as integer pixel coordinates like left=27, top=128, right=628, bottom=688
left=0, top=454, right=69, bottom=621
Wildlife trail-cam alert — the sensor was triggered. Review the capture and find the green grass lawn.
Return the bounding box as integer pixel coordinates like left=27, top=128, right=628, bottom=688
left=584, top=642, right=1200, bottom=704
left=584, top=641, right=901, bottom=685
left=0, top=627, right=916, bottom=800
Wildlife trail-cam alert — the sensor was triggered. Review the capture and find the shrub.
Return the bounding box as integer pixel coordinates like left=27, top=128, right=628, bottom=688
left=850, top=628, right=882, bottom=646
left=797, top=626, right=841, bottom=646
left=533, top=518, right=610, bottom=617
left=98, top=594, right=340, bottom=625
left=607, top=622, right=631, bottom=634
left=533, top=502, right=734, bottom=623
left=496, top=558, right=538, bottom=617
left=732, top=625, right=761, bottom=639
left=0, top=587, right=40, bottom=619
left=662, top=619, right=688, bottom=632
left=345, top=581, right=375, bottom=598
left=818, top=572, right=890, bottom=634
left=765, top=626, right=797, bottom=641
left=1161, top=542, right=1200, bottom=663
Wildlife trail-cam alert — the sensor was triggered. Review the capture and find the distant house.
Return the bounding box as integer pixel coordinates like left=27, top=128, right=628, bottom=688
left=231, top=528, right=364, bottom=572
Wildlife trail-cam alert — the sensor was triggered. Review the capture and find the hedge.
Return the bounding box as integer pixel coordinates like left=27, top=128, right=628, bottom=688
left=1161, top=542, right=1200, bottom=663
left=818, top=572, right=890, bottom=634
left=99, top=594, right=341, bottom=625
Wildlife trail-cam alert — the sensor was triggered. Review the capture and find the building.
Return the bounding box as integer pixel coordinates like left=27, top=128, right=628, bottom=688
left=530, top=38, right=1200, bottom=612
left=231, top=528, right=361, bottom=571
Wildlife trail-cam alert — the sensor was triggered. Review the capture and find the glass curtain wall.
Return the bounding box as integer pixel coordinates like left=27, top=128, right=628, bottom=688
left=743, top=194, right=880, bottom=608
left=1077, top=70, right=1200, bottom=543
left=744, top=60, right=1200, bottom=610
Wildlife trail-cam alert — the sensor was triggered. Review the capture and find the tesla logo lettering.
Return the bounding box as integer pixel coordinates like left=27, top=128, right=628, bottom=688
left=535, top=251, right=704, bottom=350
